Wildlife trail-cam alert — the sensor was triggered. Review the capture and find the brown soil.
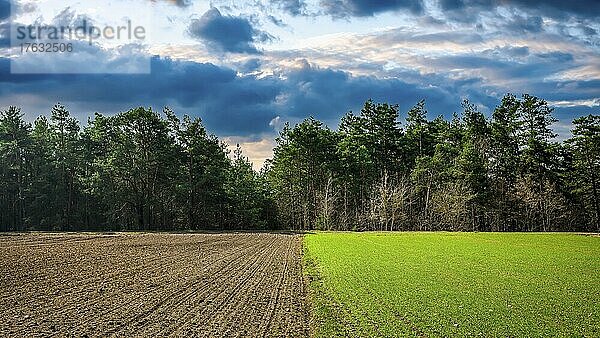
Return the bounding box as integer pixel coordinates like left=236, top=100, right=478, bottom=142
left=0, top=232, right=309, bottom=337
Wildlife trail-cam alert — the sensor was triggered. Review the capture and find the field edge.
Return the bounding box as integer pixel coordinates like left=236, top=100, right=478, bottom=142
left=302, top=236, right=357, bottom=338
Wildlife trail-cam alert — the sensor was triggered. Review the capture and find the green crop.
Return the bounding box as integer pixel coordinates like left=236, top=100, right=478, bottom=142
left=304, top=232, right=599, bottom=337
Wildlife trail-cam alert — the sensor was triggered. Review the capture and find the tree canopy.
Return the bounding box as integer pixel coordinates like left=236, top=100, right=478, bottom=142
left=0, top=95, right=598, bottom=232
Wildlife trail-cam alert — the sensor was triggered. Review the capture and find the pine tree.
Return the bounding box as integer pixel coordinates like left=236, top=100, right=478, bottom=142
left=518, top=94, right=559, bottom=231
left=28, top=116, right=56, bottom=229
left=489, top=94, right=522, bottom=230
left=405, top=100, right=434, bottom=163
left=168, top=111, right=229, bottom=230
left=0, top=107, right=31, bottom=231
left=568, top=115, right=600, bottom=231
left=49, top=104, right=81, bottom=230
left=456, top=100, right=490, bottom=230
left=268, top=117, right=338, bottom=230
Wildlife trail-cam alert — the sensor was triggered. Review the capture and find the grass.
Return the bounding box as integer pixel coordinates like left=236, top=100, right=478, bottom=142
left=304, top=232, right=600, bottom=337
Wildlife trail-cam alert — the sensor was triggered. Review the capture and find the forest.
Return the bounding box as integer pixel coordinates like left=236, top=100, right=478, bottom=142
left=0, top=94, right=598, bottom=232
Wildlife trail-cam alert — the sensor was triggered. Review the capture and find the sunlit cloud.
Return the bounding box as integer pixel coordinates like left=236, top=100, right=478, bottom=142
left=549, top=98, right=600, bottom=108
left=223, top=136, right=277, bottom=169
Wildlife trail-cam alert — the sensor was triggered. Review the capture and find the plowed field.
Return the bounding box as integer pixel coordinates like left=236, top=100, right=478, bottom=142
left=0, top=232, right=308, bottom=337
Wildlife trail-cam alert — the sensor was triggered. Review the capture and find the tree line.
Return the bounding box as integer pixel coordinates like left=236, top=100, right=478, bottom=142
left=0, top=105, right=275, bottom=231
left=267, top=94, right=599, bottom=232
left=0, top=94, right=598, bottom=232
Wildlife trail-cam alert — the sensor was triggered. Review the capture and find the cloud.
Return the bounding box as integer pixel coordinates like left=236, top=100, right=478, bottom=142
left=267, top=15, right=287, bottom=27
left=549, top=98, right=600, bottom=108
left=188, top=8, right=272, bottom=54
left=503, top=15, right=543, bottom=34
left=270, top=0, right=306, bottom=16
left=438, top=0, right=600, bottom=21
left=261, top=24, right=597, bottom=81
left=269, top=116, right=282, bottom=128
left=0, top=0, right=9, bottom=48
left=0, top=49, right=596, bottom=152
left=321, top=0, right=424, bottom=18
left=223, top=136, right=277, bottom=169
left=1, top=7, right=598, bottom=139
left=171, top=0, right=192, bottom=7
left=50, top=7, right=97, bottom=36
left=0, top=0, right=9, bottom=20
left=0, top=22, right=8, bottom=47
left=579, top=25, right=597, bottom=36
left=0, top=54, right=472, bottom=136
left=272, top=60, right=464, bottom=125
left=509, top=0, right=600, bottom=19
left=536, top=51, right=574, bottom=63
left=0, top=56, right=278, bottom=134
left=150, top=0, right=192, bottom=8
left=489, top=46, right=530, bottom=58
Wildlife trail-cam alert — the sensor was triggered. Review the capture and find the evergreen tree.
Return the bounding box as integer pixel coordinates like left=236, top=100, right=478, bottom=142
left=517, top=94, right=560, bottom=230
left=489, top=94, right=522, bottom=230
left=167, top=111, right=229, bottom=230
left=0, top=97, right=596, bottom=233
left=49, top=104, right=81, bottom=230
left=28, top=116, right=56, bottom=229
left=0, top=107, right=31, bottom=231
left=227, top=145, right=276, bottom=229
left=268, top=117, right=338, bottom=230
left=405, top=100, right=438, bottom=165
left=88, top=107, right=178, bottom=230
left=456, top=100, right=490, bottom=230
left=568, top=115, right=600, bottom=231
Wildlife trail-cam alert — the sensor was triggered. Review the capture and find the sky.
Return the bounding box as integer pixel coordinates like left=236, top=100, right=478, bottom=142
left=0, top=0, right=599, bottom=168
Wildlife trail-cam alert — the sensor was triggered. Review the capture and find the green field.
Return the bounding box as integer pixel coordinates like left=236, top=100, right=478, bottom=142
left=304, top=232, right=600, bottom=337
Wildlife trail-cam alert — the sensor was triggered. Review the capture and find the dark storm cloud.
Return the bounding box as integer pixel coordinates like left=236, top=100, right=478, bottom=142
left=439, top=0, right=600, bottom=19
left=0, top=57, right=280, bottom=134
left=279, top=61, right=458, bottom=122
left=321, top=0, right=424, bottom=18
left=237, top=58, right=262, bottom=73
left=423, top=50, right=578, bottom=87
left=0, top=56, right=478, bottom=135
left=438, top=0, right=490, bottom=11
left=508, top=0, right=600, bottom=19
left=188, top=8, right=272, bottom=54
